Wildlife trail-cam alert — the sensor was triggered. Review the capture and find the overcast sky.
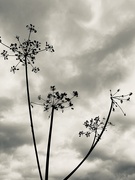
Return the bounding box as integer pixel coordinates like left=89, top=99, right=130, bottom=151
left=0, top=0, right=135, bottom=180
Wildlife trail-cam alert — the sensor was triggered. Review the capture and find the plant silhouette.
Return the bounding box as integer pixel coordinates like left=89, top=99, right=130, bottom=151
left=0, top=25, right=133, bottom=180
left=63, top=89, right=132, bottom=180
left=0, top=24, right=54, bottom=180
left=31, top=85, right=78, bottom=180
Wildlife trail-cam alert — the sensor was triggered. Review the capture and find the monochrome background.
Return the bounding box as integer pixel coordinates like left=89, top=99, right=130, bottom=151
left=0, top=0, right=135, bottom=180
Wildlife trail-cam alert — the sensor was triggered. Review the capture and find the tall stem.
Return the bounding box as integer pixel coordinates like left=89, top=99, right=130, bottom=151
left=24, top=56, right=43, bottom=180
left=45, top=106, right=55, bottom=180
left=63, top=100, right=113, bottom=180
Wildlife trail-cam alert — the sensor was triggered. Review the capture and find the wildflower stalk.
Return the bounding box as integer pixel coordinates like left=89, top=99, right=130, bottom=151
left=24, top=56, right=43, bottom=180
left=45, top=106, right=55, bottom=180
left=63, top=100, right=113, bottom=180
left=0, top=24, right=55, bottom=180
left=63, top=89, right=132, bottom=180
left=31, top=86, right=78, bottom=180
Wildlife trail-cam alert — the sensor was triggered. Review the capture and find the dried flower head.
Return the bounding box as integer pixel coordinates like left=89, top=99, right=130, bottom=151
left=110, top=89, right=133, bottom=116
left=79, top=116, right=107, bottom=139
left=31, top=86, right=78, bottom=113
left=0, top=24, right=54, bottom=73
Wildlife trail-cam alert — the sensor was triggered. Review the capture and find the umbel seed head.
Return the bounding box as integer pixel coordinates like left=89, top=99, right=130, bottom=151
left=0, top=24, right=54, bottom=73
left=31, top=86, right=78, bottom=113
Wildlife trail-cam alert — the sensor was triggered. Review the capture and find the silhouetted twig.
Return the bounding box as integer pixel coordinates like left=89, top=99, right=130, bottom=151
left=63, top=89, right=132, bottom=180
left=0, top=24, right=54, bottom=180
left=31, top=86, right=78, bottom=180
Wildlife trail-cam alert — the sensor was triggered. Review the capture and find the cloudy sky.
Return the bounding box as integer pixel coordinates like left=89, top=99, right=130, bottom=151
left=0, top=0, right=135, bottom=180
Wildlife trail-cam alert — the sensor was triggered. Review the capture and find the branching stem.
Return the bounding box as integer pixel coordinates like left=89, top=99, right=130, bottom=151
left=24, top=56, right=43, bottom=180
left=45, top=106, right=55, bottom=180
left=63, top=100, right=113, bottom=180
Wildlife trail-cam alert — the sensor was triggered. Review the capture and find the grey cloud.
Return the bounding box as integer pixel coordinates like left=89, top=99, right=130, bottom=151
left=68, top=129, right=135, bottom=179
left=111, top=115, right=135, bottom=132
left=3, top=0, right=134, bottom=103
left=113, top=160, right=135, bottom=177
left=71, top=116, right=134, bottom=161
left=16, top=164, right=39, bottom=180
left=68, top=20, right=135, bottom=92
left=0, top=1, right=135, bottom=180
left=38, top=18, right=135, bottom=100
left=45, top=0, right=93, bottom=36
left=53, top=159, right=114, bottom=180
left=56, top=0, right=92, bottom=42
left=0, top=0, right=53, bottom=33
left=64, top=0, right=92, bottom=22
left=0, top=121, right=41, bottom=153
left=71, top=137, right=113, bottom=162
left=0, top=0, right=92, bottom=42
left=59, top=157, right=135, bottom=180
left=93, top=23, right=135, bottom=62
left=1, top=0, right=135, bottom=100
left=0, top=96, right=14, bottom=113
left=75, top=171, right=114, bottom=180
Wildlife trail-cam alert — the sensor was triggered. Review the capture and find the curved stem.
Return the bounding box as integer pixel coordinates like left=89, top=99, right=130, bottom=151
left=24, top=56, right=43, bottom=180
left=91, top=130, right=97, bottom=147
left=63, top=100, right=113, bottom=180
left=45, top=106, right=55, bottom=180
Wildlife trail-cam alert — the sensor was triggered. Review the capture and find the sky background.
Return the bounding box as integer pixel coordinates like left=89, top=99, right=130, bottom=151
left=0, top=0, right=135, bottom=180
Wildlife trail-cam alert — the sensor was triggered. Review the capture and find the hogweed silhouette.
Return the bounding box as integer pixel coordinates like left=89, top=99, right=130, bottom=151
left=31, top=85, right=78, bottom=180
left=63, top=89, right=132, bottom=180
left=0, top=24, right=54, bottom=73
left=0, top=24, right=54, bottom=180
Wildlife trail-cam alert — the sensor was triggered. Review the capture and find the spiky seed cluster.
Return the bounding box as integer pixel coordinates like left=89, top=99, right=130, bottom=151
left=0, top=24, right=54, bottom=73
left=79, top=89, right=132, bottom=139
left=79, top=116, right=106, bottom=138
left=26, top=24, right=37, bottom=33
left=32, top=86, right=78, bottom=112
left=110, top=89, right=133, bottom=116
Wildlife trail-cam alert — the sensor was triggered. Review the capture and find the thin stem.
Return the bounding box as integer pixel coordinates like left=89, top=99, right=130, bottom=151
left=8, top=55, right=16, bottom=57
left=16, top=37, right=25, bottom=54
left=0, top=42, right=11, bottom=49
left=28, top=29, right=32, bottom=41
left=15, top=61, right=21, bottom=68
left=26, top=57, right=35, bottom=68
left=113, top=94, right=129, bottom=98
left=91, top=130, right=97, bottom=147
left=113, top=101, right=126, bottom=115
left=45, top=106, right=55, bottom=180
left=63, top=100, right=113, bottom=180
left=24, top=56, right=43, bottom=180
left=37, top=48, right=47, bottom=53
left=31, top=102, right=45, bottom=106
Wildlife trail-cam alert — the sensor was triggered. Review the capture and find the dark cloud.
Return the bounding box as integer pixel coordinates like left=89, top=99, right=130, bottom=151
left=90, top=19, right=135, bottom=62
left=0, top=0, right=54, bottom=35
left=65, top=19, right=135, bottom=93
left=113, top=160, right=135, bottom=177
left=0, top=0, right=92, bottom=44
left=71, top=136, right=111, bottom=163
left=73, top=171, right=114, bottom=180
left=111, top=115, right=135, bottom=132
left=0, top=97, right=15, bottom=120
left=37, top=18, right=135, bottom=101
left=58, top=155, right=135, bottom=180
left=0, top=97, right=14, bottom=112
left=71, top=115, right=135, bottom=162
left=0, top=121, right=42, bottom=153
